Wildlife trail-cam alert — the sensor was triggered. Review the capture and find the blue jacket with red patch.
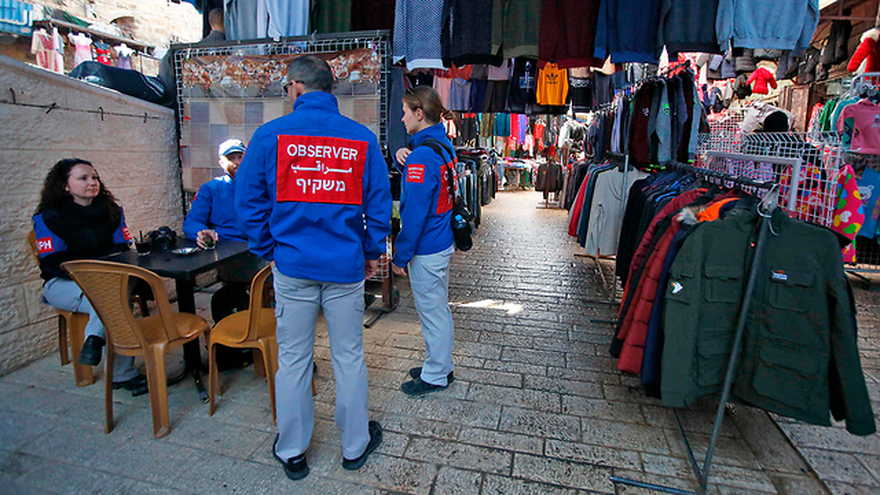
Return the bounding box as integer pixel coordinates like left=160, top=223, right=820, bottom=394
left=32, top=200, right=131, bottom=281
left=393, top=123, right=455, bottom=268
left=234, top=91, right=391, bottom=284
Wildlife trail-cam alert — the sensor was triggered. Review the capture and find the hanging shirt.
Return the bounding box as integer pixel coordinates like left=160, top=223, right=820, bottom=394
left=448, top=78, right=472, bottom=111
left=501, top=0, right=541, bottom=58
left=833, top=164, right=866, bottom=263
left=569, top=76, right=593, bottom=111
left=746, top=67, right=777, bottom=94
left=507, top=58, right=538, bottom=113
left=433, top=76, right=452, bottom=108
left=517, top=114, right=528, bottom=143
left=536, top=63, right=569, bottom=106
left=539, top=0, right=603, bottom=68
left=441, top=0, right=499, bottom=65
left=841, top=100, right=880, bottom=155
left=310, top=0, right=351, bottom=34
left=51, top=27, right=64, bottom=73
left=857, top=167, right=880, bottom=240
left=94, top=41, right=113, bottom=65
left=716, top=0, right=818, bottom=52
left=658, top=0, right=721, bottom=55
left=224, top=0, right=270, bottom=40
left=510, top=113, right=523, bottom=144
left=30, top=29, right=58, bottom=72
left=393, top=0, right=446, bottom=70
left=493, top=113, right=511, bottom=137
left=68, top=33, right=93, bottom=68
left=266, top=0, right=308, bottom=37
left=594, top=0, right=663, bottom=64
left=114, top=44, right=134, bottom=70
left=487, top=59, right=510, bottom=81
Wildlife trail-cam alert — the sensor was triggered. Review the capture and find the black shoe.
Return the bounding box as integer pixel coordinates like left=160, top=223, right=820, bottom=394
left=112, top=374, right=148, bottom=397
left=78, top=336, right=105, bottom=366
left=342, top=421, right=383, bottom=471
left=272, top=434, right=309, bottom=480
left=408, top=367, right=455, bottom=384
left=401, top=377, right=448, bottom=397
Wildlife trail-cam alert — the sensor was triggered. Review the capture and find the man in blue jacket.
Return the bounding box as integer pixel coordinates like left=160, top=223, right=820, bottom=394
left=184, top=139, right=266, bottom=347
left=183, top=138, right=247, bottom=247
left=392, top=86, right=457, bottom=397
left=235, top=55, right=390, bottom=481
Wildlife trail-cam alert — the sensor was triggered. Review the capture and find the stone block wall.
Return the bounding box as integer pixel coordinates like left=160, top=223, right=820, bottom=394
left=0, top=55, right=182, bottom=375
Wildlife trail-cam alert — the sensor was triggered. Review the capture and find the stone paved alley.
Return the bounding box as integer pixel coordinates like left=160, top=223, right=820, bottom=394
left=1, top=191, right=879, bottom=494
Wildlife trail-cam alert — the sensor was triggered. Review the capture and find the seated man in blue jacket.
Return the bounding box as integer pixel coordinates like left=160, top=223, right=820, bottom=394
left=184, top=138, right=265, bottom=367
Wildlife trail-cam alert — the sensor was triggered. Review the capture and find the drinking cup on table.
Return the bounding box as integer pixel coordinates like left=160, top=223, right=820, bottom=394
left=135, top=239, right=152, bottom=256
left=199, top=231, right=216, bottom=250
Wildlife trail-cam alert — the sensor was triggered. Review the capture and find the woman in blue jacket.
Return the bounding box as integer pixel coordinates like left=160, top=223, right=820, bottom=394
left=32, top=158, right=147, bottom=396
left=393, top=86, right=457, bottom=396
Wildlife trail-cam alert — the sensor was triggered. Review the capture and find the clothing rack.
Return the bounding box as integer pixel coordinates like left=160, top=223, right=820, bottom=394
left=574, top=151, right=630, bottom=302
left=610, top=157, right=776, bottom=495
left=31, top=19, right=154, bottom=53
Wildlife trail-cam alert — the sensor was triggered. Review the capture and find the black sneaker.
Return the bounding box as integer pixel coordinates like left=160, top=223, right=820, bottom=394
left=408, top=367, right=455, bottom=384
left=78, top=335, right=105, bottom=366
left=112, top=374, right=148, bottom=397
left=401, top=377, right=448, bottom=397
left=342, top=421, right=383, bottom=471
left=272, top=435, right=309, bottom=480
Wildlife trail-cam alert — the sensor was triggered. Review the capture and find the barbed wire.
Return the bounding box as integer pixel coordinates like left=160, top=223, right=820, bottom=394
left=0, top=88, right=171, bottom=122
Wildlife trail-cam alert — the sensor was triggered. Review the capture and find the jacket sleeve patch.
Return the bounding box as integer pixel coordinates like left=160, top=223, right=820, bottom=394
left=36, top=237, right=55, bottom=254
left=276, top=135, right=367, bottom=205
left=407, top=164, right=426, bottom=183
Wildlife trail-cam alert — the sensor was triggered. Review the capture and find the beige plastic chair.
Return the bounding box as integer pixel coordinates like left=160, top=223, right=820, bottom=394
left=62, top=259, right=210, bottom=438
left=209, top=263, right=310, bottom=423
left=27, top=231, right=94, bottom=387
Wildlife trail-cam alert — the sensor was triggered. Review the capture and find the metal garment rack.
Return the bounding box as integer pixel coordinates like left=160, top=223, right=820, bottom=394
left=583, top=151, right=630, bottom=303
left=609, top=158, right=778, bottom=495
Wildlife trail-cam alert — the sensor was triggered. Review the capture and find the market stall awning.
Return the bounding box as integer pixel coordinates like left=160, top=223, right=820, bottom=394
left=0, top=0, right=33, bottom=36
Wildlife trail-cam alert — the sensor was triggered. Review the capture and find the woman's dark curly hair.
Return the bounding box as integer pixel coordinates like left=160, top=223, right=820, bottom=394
left=36, top=158, right=121, bottom=224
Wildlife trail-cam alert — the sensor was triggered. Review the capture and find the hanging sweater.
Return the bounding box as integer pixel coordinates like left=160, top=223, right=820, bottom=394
left=594, top=0, right=662, bottom=64
left=716, top=0, right=818, bottom=52
left=393, top=0, right=446, bottom=70
left=658, top=0, right=721, bottom=55
left=442, top=0, right=500, bottom=65
left=848, top=28, right=880, bottom=74
left=500, top=0, right=541, bottom=58
left=746, top=67, right=778, bottom=94
left=538, top=0, right=603, bottom=68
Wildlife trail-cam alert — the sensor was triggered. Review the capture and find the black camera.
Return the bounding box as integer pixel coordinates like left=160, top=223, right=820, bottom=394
left=148, top=226, right=177, bottom=252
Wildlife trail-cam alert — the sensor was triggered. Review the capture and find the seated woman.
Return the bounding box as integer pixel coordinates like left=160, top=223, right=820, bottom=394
left=32, top=158, right=147, bottom=396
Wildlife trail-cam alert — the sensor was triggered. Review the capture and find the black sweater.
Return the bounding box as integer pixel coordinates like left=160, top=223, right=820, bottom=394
left=36, top=199, right=129, bottom=281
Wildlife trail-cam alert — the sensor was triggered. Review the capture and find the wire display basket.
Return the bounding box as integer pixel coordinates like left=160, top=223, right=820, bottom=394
left=697, top=107, right=880, bottom=274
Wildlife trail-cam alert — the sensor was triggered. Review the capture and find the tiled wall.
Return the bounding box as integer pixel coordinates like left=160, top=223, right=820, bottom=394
left=180, top=94, right=380, bottom=192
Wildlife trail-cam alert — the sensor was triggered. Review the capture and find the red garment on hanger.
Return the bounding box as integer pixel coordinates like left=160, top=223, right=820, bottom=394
left=95, top=46, right=113, bottom=65
left=746, top=67, right=777, bottom=94
left=848, top=28, right=880, bottom=73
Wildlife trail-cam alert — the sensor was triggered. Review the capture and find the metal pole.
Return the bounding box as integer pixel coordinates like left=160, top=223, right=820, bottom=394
left=699, top=209, right=772, bottom=490
left=610, top=477, right=695, bottom=495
